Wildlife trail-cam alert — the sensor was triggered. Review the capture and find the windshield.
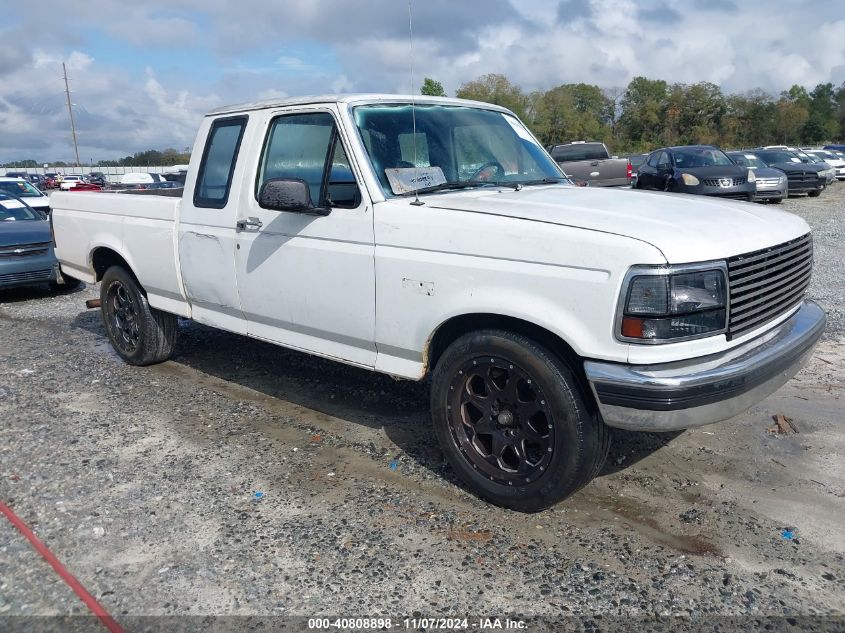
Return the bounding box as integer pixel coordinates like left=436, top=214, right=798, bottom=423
left=352, top=104, right=565, bottom=196
left=0, top=180, right=44, bottom=198
left=672, top=147, right=733, bottom=167
left=756, top=150, right=802, bottom=164
left=728, top=153, right=766, bottom=169
left=0, top=193, right=41, bottom=221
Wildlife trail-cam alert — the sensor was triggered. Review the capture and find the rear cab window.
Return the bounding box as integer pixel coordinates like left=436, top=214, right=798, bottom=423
left=194, top=116, right=248, bottom=209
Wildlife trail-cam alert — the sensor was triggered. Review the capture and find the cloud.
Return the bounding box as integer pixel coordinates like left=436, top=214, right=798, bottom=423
left=0, top=0, right=843, bottom=162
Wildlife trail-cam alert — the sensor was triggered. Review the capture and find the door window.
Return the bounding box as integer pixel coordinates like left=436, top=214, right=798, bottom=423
left=258, top=112, right=360, bottom=209
left=194, top=116, right=247, bottom=209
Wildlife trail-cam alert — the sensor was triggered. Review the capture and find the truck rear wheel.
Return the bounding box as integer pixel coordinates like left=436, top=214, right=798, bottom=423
left=430, top=330, right=609, bottom=512
left=100, top=266, right=177, bottom=366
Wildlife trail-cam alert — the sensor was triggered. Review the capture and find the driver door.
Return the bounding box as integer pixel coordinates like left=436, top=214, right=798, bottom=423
left=233, top=107, right=377, bottom=368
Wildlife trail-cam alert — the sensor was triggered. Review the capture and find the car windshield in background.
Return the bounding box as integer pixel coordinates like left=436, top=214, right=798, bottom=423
left=757, top=151, right=802, bottom=164
left=729, top=154, right=767, bottom=169
left=0, top=180, right=43, bottom=198
left=352, top=104, right=564, bottom=196
left=672, top=148, right=733, bottom=167
left=0, top=193, right=40, bottom=221
left=550, top=143, right=608, bottom=162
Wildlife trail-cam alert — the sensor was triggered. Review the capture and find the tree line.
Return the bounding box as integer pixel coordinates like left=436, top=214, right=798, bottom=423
left=3, top=148, right=191, bottom=169
left=422, top=74, right=845, bottom=152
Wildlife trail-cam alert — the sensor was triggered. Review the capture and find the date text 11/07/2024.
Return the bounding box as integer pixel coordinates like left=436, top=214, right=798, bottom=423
left=307, top=617, right=527, bottom=630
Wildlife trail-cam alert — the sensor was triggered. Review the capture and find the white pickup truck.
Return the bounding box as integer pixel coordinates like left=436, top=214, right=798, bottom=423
left=52, top=94, right=825, bottom=511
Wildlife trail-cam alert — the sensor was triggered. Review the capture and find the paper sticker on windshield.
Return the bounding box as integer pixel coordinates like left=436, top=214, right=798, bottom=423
left=744, top=154, right=756, bottom=160
left=790, top=158, right=801, bottom=163
left=502, top=114, right=533, bottom=141
left=385, top=166, right=446, bottom=195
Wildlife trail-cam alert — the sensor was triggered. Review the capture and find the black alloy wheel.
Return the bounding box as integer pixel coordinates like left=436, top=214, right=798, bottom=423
left=447, top=356, right=553, bottom=486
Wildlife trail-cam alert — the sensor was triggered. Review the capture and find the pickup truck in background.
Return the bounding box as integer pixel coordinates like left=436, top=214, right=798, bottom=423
left=51, top=94, right=825, bottom=512
left=547, top=141, right=632, bottom=186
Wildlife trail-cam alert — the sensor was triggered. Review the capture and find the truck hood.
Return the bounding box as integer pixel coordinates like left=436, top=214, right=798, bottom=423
left=424, top=185, right=809, bottom=263
left=0, top=219, right=52, bottom=248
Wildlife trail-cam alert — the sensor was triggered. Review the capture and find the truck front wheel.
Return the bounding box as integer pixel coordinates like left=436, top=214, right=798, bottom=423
left=430, top=330, right=609, bottom=512
left=100, top=266, right=178, bottom=366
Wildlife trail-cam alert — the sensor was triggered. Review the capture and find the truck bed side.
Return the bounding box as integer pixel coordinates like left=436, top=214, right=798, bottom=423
left=51, top=191, right=190, bottom=317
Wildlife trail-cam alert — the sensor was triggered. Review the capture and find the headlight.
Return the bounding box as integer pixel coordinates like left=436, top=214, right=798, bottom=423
left=747, top=169, right=756, bottom=183
left=680, top=173, right=700, bottom=186
left=618, top=266, right=728, bottom=343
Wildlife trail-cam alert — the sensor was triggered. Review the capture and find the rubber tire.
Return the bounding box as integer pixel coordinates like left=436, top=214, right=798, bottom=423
left=770, top=198, right=783, bottom=204
left=808, top=189, right=822, bottom=197
left=100, top=265, right=178, bottom=366
left=430, top=329, right=609, bottom=512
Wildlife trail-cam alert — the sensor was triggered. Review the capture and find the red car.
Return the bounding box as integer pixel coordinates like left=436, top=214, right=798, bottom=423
left=67, top=182, right=103, bottom=191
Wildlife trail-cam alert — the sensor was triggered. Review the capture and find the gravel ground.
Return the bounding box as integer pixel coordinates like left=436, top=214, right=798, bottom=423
left=1, top=185, right=844, bottom=631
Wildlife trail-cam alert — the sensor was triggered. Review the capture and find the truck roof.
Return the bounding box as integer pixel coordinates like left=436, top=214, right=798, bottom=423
left=207, top=93, right=513, bottom=116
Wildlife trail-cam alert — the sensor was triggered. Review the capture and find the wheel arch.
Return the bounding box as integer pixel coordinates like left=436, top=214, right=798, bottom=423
left=425, top=313, right=592, bottom=400
left=90, top=246, right=142, bottom=290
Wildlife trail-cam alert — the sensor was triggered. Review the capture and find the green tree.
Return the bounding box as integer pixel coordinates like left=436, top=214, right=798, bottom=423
left=803, top=82, right=839, bottom=143
left=618, top=76, right=669, bottom=151
left=532, top=84, right=613, bottom=145
left=774, top=98, right=809, bottom=144
left=456, top=73, right=529, bottom=120
left=420, top=77, right=446, bottom=97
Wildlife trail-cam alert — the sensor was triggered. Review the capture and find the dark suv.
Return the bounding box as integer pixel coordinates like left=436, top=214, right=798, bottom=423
left=753, top=149, right=827, bottom=197
left=635, top=145, right=755, bottom=200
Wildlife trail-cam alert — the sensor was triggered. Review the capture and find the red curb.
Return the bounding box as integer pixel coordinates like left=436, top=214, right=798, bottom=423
left=0, top=500, right=126, bottom=633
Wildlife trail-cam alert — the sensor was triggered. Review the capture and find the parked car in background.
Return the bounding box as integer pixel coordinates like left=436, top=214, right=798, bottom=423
left=68, top=182, right=103, bottom=192
left=547, top=141, right=631, bottom=187
left=621, top=153, right=648, bottom=187
left=87, top=172, right=107, bottom=186
left=28, top=174, right=46, bottom=189
left=3, top=171, right=32, bottom=182
left=59, top=175, right=86, bottom=190
left=635, top=145, right=755, bottom=200
left=823, top=144, right=845, bottom=154
left=43, top=173, right=59, bottom=189
left=0, top=192, right=80, bottom=292
left=726, top=152, right=787, bottom=203
left=800, top=149, right=844, bottom=181
left=754, top=149, right=827, bottom=197
left=0, top=178, right=52, bottom=214
left=119, top=172, right=164, bottom=186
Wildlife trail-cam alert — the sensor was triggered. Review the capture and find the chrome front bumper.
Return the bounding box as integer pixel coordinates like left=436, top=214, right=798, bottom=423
left=584, top=301, right=826, bottom=432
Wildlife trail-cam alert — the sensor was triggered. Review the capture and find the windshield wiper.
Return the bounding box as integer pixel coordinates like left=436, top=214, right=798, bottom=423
left=519, top=177, right=569, bottom=186
left=398, top=180, right=524, bottom=197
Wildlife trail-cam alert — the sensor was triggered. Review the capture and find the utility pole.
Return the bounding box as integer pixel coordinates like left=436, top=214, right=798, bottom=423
left=62, top=62, right=81, bottom=169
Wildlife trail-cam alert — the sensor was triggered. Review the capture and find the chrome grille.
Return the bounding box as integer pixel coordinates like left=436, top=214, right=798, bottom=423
left=0, top=242, right=51, bottom=259
left=701, top=177, right=747, bottom=187
left=755, top=177, right=782, bottom=189
left=727, top=233, right=812, bottom=337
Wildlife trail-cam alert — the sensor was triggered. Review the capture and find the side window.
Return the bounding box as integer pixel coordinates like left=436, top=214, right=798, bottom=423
left=257, top=112, right=360, bottom=209
left=657, top=151, right=672, bottom=170
left=194, top=116, right=247, bottom=209
left=646, top=152, right=660, bottom=168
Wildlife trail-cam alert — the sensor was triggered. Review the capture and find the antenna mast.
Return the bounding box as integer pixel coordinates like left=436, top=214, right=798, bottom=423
left=63, top=62, right=81, bottom=168
left=408, top=0, right=423, bottom=206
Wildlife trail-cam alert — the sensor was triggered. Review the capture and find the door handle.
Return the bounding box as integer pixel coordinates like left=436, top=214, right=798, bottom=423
left=236, top=217, right=263, bottom=231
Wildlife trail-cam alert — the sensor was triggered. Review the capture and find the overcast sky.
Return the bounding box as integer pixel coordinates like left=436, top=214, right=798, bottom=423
left=1, top=0, right=843, bottom=163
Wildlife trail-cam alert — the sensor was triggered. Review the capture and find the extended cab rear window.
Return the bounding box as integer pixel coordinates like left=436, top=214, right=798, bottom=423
left=551, top=143, right=608, bottom=162
left=194, top=116, right=248, bottom=209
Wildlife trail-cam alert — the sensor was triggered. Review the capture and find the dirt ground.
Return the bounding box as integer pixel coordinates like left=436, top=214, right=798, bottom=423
left=1, top=185, right=844, bottom=631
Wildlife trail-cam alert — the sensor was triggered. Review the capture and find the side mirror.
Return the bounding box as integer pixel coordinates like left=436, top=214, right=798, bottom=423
left=258, top=178, right=329, bottom=215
